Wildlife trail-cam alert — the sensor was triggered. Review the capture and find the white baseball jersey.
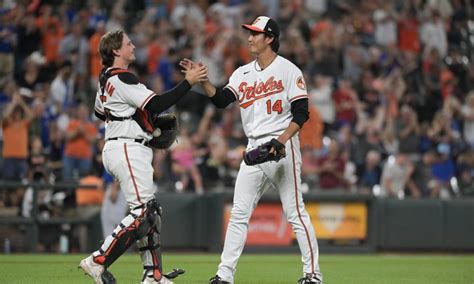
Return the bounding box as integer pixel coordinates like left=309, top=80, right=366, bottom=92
left=94, top=69, right=155, bottom=141
left=216, top=55, right=322, bottom=283
left=224, top=55, right=308, bottom=138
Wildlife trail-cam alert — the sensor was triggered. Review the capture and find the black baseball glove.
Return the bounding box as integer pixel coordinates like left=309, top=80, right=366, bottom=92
left=148, top=113, right=178, bottom=149
left=243, top=138, right=286, bottom=166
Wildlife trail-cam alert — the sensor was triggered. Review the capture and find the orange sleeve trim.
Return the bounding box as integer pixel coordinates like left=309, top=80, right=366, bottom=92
left=226, top=86, right=239, bottom=99
left=140, top=92, right=157, bottom=110
left=289, top=94, right=309, bottom=102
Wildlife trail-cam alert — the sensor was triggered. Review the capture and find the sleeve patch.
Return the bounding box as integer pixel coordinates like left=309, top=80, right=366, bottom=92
left=296, top=76, right=306, bottom=90
left=117, top=72, right=139, bottom=85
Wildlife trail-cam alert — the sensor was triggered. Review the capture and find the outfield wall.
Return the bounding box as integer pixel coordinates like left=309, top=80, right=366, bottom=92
left=1, top=190, right=474, bottom=252
left=158, top=192, right=474, bottom=252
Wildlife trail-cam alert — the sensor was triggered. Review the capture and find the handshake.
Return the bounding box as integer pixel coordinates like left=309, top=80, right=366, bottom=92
left=179, top=58, right=209, bottom=86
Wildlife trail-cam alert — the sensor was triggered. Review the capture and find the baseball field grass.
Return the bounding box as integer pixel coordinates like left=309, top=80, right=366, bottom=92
left=0, top=253, right=473, bottom=283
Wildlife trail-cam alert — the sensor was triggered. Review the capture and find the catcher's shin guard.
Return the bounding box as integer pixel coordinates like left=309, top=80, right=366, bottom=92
left=93, top=200, right=160, bottom=268
left=138, top=200, right=164, bottom=281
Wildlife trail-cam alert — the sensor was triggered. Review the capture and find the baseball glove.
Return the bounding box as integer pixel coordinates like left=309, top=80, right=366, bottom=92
left=243, top=138, right=286, bottom=166
left=148, top=113, right=178, bottom=149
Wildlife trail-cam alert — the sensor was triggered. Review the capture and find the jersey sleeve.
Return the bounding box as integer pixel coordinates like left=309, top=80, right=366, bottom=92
left=115, top=79, right=157, bottom=110
left=286, top=66, right=309, bottom=103
left=223, top=67, right=241, bottom=100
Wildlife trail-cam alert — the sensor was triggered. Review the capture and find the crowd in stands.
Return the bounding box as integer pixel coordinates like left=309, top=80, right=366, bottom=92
left=0, top=0, right=474, bottom=221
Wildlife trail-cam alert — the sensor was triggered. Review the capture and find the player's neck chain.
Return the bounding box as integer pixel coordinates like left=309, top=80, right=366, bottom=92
left=254, top=53, right=278, bottom=72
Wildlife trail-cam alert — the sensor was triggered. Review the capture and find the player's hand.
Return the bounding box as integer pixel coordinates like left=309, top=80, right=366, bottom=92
left=180, top=58, right=208, bottom=83
left=179, top=58, right=194, bottom=71
left=184, top=63, right=208, bottom=85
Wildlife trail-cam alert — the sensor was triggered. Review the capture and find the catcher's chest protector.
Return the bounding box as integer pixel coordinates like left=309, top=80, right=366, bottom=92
left=99, top=68, right=154, bottom=133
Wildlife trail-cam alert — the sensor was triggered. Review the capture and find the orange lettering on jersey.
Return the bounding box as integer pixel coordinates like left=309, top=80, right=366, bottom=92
left=238, top=76, right=284, bottom=109
left=105, top=82, right=115, bottom=96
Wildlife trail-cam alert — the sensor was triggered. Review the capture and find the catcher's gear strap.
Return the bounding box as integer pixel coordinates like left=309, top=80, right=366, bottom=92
left=144, top=79, right=192, bottom=114
left=98, top=68, right=152, bottom=133
left=291, top=98, right=309, bottom=128
left=93, top=200, right=161, bottom=268
left=209, top=87, right=236, bottom=108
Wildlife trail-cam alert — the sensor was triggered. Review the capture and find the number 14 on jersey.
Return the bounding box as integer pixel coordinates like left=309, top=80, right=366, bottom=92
left=266, top=99, right=283, bottom=114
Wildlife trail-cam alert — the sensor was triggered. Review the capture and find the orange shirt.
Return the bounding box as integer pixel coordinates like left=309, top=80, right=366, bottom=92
left=89, top=32, right=103, bottom=78
left=42, top=31, right=63, bottom=63
left=76, top=175, right=104, bottom=205
left=2, top=119, right=29, bottom=159
left=64, top=119, right=97, bottom=159
left=299, top=106, right=323, bottom=150
left=147, top=42, right=164, bottom=74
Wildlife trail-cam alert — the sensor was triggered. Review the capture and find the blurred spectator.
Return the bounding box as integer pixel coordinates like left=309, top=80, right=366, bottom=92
left=62, top=104, right=97, bottom=181
left=420, top=11, right=448, bottom=57
left=100, top=175, right=127, bottom=238
left=315, top=139, right=348, bottom=190
left=396, top=105, right=421, bottom=156
left=309, top=74, right=335, bottom=133
left=37, top=4, right=64, bottom=65
left=15, top=51, right=48, bottom=101
left=47, top=122, right=65, bottom=181
left=299, top=104, right=323, bottom=151
left=75, top=172, right=104, bottom=252
left=461, top=91, right=474, bottom=148
left=431, top=143, right=456, bottom=197
left=413, top=151, right=442, bottom=198
left=14, top=11, right=41, bottom=72
left=357, top=150, right=382, bottom=194
left=50, top=60, right=75, bottom=113
left=333, top=78, right=359, bottom=127
left=2, top=94, right=33, bottom=180
left=170, top=128, right=204, bottom=194
left=456, top=151, right=474, bottom=196
left=373, top=9, right=397, bottom=47
left=58, top=23, right=89, bottom=76
left=0, top=9, right=16, bottom=78
left=380, top=153, right=421, bottom=198
left=88, top=21, right=106, bottom=84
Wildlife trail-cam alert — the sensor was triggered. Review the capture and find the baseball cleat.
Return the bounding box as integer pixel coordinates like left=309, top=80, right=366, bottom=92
left=141, top=275, right=174, bottom=284
left=141, top=269, right=174, bottom=284
left=79, top=255, right=116, bottom=284
left=209, top=275, right=231, bottom=284
left=297, top=273, right=323, bottom=284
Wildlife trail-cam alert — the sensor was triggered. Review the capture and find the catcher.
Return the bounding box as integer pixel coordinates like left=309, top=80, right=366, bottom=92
left=79, top=30, right=207, bottom=284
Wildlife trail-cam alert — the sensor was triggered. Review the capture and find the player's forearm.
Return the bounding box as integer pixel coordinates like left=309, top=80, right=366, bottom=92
left=207, top=85, right=236, bottom=109
left=202, top=81, right=217, bottom=97
left=145, top=80, right=192, bottom=114
left=277, top=122, right=300, bottom=144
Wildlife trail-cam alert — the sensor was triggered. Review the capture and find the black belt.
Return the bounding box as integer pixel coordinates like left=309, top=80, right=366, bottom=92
left=107, top=137, right=149, bottom=147
left=109, top=116, right=132, bottom=121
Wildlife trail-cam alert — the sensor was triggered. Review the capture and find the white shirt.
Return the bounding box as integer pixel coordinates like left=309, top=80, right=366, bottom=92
left=224, top=56, right=308, bottom=138
left=94, top=69, right=156, bottom=141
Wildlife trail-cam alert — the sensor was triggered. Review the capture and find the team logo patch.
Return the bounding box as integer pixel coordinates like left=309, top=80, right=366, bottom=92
left=296, top=76, right=306, bottom=90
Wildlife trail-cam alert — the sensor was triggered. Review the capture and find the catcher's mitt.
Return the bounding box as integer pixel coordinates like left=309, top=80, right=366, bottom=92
left=148, top=113, right=178, bottom=149
left=243, top=138, right=286, bottom=166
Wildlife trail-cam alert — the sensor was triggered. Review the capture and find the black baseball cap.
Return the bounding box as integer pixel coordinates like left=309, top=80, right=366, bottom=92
left=242, top=16, right=280, bottom=38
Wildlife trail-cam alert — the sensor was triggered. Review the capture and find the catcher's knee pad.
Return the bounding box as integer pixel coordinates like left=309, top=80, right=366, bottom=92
left=94, top=200, right=162, bottom=268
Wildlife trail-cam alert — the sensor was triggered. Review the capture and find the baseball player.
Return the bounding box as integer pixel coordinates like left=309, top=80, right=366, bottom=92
left=181, top=16, right=323, bottom=284
left=79, top=30, right=207, bottom=284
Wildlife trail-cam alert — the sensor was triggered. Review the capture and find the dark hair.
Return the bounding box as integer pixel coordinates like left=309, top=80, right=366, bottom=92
left=99, top=30, right=124, bottom=67
left=266, top=34, right=280, bottom=52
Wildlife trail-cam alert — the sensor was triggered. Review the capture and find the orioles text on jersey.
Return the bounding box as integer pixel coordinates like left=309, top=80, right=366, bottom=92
left=238, top=76, right=284, bottom=109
